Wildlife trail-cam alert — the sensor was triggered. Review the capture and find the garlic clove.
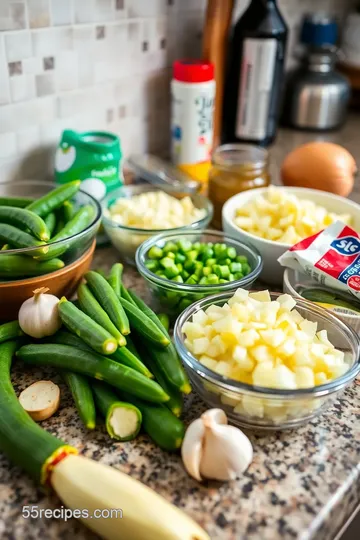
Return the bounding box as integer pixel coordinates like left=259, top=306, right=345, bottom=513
left=200, top=422, right=253, bottom=481
left=181, top=418, right=205, bottom=482
left=201, top=408, right=227, bottom=427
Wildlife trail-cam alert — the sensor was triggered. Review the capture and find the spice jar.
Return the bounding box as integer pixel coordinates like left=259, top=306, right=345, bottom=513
left=208, top=144, right=271, bottom=228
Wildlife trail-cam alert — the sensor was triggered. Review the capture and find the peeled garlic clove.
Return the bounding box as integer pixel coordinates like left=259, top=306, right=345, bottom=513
left=181, top=418, right=205, bottom=482
left=200, top=422, right=253, bottom=481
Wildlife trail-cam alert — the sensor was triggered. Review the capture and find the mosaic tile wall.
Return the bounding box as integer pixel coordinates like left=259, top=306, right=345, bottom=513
left=0, top=0, right=356, bottom=183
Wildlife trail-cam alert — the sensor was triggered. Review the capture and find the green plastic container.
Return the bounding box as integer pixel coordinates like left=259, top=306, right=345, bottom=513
left=55, top=130, right=123, bottom=245
left=55, top=129, right=123, bottom=199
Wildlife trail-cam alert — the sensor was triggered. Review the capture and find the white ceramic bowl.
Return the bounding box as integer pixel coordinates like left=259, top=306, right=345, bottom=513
left=222, top=187, right=360, bottom=285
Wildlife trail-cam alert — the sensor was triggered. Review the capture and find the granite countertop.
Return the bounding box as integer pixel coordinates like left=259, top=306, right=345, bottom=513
left=1, top=121, right=360, bottom=539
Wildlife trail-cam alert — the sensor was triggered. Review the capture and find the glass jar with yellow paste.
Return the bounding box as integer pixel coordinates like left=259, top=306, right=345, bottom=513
left=208, top=144, right=271, bottom=229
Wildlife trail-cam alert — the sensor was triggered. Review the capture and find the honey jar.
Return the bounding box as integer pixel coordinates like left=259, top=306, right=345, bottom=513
left=208, top=144, right=271, bottom=228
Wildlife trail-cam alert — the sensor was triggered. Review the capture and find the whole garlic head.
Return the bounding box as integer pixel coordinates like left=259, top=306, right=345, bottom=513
left=181, top=409, right=253, bottom=482
left=18, top=287, right=61, bottom=339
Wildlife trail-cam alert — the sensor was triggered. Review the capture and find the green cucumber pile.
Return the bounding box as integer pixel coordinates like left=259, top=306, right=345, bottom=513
left=0, top=182, right=96, bottom=280
left=145, top=239, right=253, bottom=314
left=1, top=263, right=189, bottom=451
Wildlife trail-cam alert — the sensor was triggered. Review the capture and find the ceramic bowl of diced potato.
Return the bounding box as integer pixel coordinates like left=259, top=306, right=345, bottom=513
left=174, top=289, right=360, bottom=430
left=222, top=186, right=360, bottom=285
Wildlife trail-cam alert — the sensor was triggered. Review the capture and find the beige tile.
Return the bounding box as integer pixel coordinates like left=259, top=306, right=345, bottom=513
left=0, top=1, right=26, bottom=31
left=22, top=57, right=43, bottom=74
left=16, top=125, right=41, bottom=154
left=0, top=157, right=21, bottom=183
left=50, top=0, right=72, bottom=26
left=128, top=0, right=167, bottom=18
left=94, top=0, right=113, bottom=23
left=35, top=73, right=55, bottom=96
left=10, top=74, right=36, bottom=102
left=0, top=132, right=17, bottom=160
left=55, top=51, right=78, bottom=91
left=32, top=27, right=73, bottom=57
left=5, top=31, right=32, bottom=62
left=28, top=0, right=50, bottom=28
left=77, top=54, right=94, bottom=87
left=73, top=0, right=95, bottom=24
left=0, top=35, right=10, bottom=104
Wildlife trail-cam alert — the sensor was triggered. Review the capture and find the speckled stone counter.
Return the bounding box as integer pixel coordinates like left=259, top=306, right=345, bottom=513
left=0, top=246, right=359, bottom=540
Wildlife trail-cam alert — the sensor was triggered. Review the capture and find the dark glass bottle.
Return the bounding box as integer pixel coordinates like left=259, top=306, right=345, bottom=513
left=223, top=0, right=288, bottom=146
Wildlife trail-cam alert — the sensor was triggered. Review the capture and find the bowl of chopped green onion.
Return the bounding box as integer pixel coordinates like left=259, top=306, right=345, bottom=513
left=136, top=229, right=263, bottom=317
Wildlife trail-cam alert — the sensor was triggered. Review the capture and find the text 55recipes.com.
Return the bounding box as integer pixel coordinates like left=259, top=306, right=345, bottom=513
left=22, top=506, right=123, bottom=521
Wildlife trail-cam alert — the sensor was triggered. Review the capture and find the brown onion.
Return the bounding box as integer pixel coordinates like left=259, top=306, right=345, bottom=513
left=281, top=142, right=356, bottom=197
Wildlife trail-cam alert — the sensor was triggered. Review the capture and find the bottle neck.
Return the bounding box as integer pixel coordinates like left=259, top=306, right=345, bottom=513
left=251, top=0, right=277, bottom=5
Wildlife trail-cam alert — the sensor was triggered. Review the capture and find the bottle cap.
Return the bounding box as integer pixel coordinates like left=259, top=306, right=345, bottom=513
left=173, top=60, right=214, bottom=83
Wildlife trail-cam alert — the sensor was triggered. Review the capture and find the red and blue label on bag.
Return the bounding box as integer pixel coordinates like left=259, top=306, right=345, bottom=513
left=278, top=221, right=360, bottom=299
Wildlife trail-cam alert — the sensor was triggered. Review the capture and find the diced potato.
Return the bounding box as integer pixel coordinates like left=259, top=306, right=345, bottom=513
left=199, top=355, right=218, bottom=370
left=295, top=366, right=315, bottom=388
left=249, top=290, right=271, bottom=302
left=182, top=287, right=348, bottom=396
left=277, top=294, right=297, bottom=312
left=232, top=187, right=352, bottom=243
left=192, top=309, right=208, bottom=326
left=215, top=361, right=232, bottom=377
left=192, top=337, right=210, bottom=355
left=242, top=395, right=265, bottom=418
left=182, top=322, right=205, bottom=340
left=220, top=393, right=241, bottom=407
left=315, top=372, right=328, bottom=385
left=272, top=365, right=297, bottom=390
left=259, top=329, right=286, bottom=348
left=233, top=346, right=254, bottom=372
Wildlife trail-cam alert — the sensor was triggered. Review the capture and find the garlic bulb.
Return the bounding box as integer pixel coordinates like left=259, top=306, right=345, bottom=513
left=18, top=287, right=61, bottom=338
left=181, top=408, right=253, bottom=482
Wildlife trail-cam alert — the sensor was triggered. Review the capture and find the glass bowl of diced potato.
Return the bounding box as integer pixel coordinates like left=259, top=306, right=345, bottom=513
left=174, top=289, right=360, bottom=430
left=222, top=186, right=360, bottom=285
left=101, top=184, right=213, bottom=264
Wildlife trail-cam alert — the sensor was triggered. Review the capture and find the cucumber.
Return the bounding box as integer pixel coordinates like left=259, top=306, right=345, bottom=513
left=58, top=298, right=118, bottom=355
left=136, top=341, right=183, bottom=417
left=0, top=206, right=50, bottom=241
left=127, top=289, right=190, bottom=393
left=63, top=372, right=96, bottom=430
left=0, top=255, right=64, bottom=277
left=35, top=205, right=96, bottom=261
left=0, top=223, right=48, bottom=256
left=52, top=330, right=152, bottom=378
left=107, top=263, right=123, bottom=299
left=0, top=197, right=32, bottom=208
left=44, top=212, right=56, bottom=237
left=0, top=321, right=23, bottom=344
left=119, top=298, right=170, bottom=348
left=111, top=347, right=153, bottom=379
left=119, top=390, right=185, bottom=451
left=77, top=283, right=126, bottom=347
left=85, top=271, right=130, bottom=336
left=17, top=344, right=169, bottom=403
left=26, top=181, right=81, bottom=217
left=157, top=313, right=170, bottom=332
left=1, top=244, right=9, bottom=250
left=92, top=381, right=141, bottom=441
left=0, top=341, right=70, bottom=483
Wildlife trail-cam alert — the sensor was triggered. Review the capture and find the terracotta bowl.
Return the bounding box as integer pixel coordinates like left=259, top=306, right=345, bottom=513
left=0, top=241, right=95, bottom=323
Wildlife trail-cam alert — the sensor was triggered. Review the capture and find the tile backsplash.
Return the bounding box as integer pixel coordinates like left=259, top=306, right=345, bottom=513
left=0, top=0, right=356, bottom=184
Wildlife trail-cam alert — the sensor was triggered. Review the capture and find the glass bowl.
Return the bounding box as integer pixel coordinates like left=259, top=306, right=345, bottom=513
left=136, top=229, right=263, bottom=319
left=174, top=291, right=360, bottom=430
left=0, top=181, right=101, bottom=282
left=101, top=184, right=213, bottom=265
